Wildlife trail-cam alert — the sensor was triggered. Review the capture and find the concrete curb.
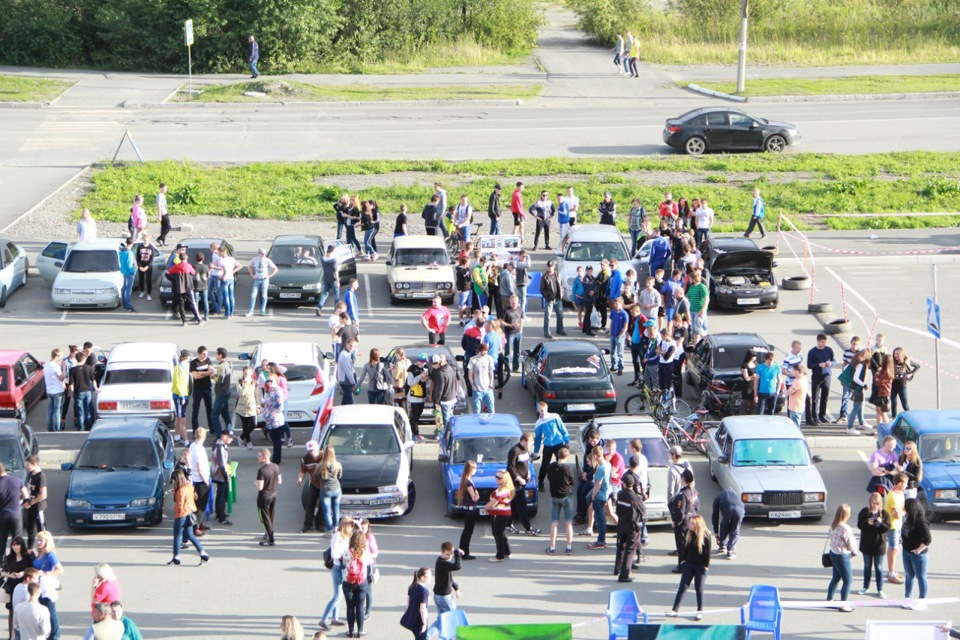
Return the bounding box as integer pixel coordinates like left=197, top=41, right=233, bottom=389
left=0, top=101, right=46, bottom=109
left=684, top=83, right=746, bottom=102
left=680, top=83, right=960, bottom=104
left=0, top=165, right=89, bottom=234
left=123, top=98, right=524, bottom=109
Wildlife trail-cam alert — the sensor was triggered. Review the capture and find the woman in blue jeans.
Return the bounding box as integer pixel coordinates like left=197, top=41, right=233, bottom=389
left=32, top=532, right=63, bottom=640
left=319, top=446, right=343, bottom=532
left=826, top=503, right=857, bottom=612
left=320, top=517, right=355, bottom=631
left=901, top=498, right=932, bottom=608
left=585, top=446, right=611, bottom=550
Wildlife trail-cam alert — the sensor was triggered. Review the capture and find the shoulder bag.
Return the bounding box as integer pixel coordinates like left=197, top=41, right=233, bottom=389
left=821, top=532, right=833, bottom=568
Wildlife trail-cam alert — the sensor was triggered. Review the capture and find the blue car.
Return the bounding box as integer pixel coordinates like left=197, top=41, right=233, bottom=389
left=61, top=418, right=175, bottom=527
left=877, top=409, right=960, bottom=521
left=437, top=413, right=538, bottom=517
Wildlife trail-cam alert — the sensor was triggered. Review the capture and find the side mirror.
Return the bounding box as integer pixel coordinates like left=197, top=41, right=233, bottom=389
left=718, top=455, right=729, bottom=465
left=325, top=352, right=335, bottom=360
left=811, top=454, right=823, bottom=464
left=437, top=454, right=449, bottom=463
left=767, top=344, right=775, bottom=352
left=385, top=260, right=393, bottom=266
left=238, top=353, right=251, bottom=360
left=60, top=462, right=73, bottom=471
left=601, top=348, right=610, bottom=355
left=163, top=460, right=174, bottom=469
left=750, top=121, right=759, bottom=129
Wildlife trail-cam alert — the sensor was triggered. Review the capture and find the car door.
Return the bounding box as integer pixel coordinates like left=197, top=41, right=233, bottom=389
left=36, top=242, right=68, bottom=282
left=703, top=112, right=732, bottom=150
left=688, top=339, right=711, bottom=390
left=717, top=433, right=737, bottom=490
left=728, top=112, right=765, bottom=150
left=17, top=355, right=43, bottom=410
left=7, top=243, right=26, bottom=291
left=155, top=425, right=175, bottom=482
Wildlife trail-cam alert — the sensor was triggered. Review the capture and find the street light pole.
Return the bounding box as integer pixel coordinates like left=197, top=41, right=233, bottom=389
left=736, top=0, right=749, bottom=94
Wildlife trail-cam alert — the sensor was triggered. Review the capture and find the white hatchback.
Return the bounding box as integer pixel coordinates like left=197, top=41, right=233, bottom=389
left=239, top=342, right=332, bottom=423
left=557, top=225, right=630, bottom=301
left=96, top=342, right=180, bottom=425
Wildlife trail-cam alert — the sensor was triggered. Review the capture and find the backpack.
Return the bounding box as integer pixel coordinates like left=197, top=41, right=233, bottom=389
left=346, top=555, right=365, bottom=584
left=837, top=364, right=855, bottom=389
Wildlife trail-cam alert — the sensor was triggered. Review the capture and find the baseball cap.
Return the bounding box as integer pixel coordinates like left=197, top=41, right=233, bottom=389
left=179, top=349, right=190, bottom=359
left=669, top=445, right=683, bottom=456
left=306, top=441, right=319, bottom=452
left=681, top=469, right=695, bottom=484
left=417, top=353, right=429, bottom=363
left=431, top=354, right=442, bottom=364
left=175, top=243, right=187, bottom=250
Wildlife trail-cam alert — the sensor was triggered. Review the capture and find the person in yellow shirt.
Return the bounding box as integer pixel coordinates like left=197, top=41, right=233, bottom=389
left=627, top=38, right=640, bottom=78
left=172, top=350, right=192, bottom=445
left=883, top=474, right=907, bottom=584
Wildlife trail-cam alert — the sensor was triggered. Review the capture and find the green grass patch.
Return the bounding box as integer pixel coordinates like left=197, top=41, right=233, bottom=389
left=185, top=79, right=544, bottom=103
left=0, top=75, right=74, bottom=102
left=82, top=154, right=960, bottom=232
left=693, top=75, right=960, bottom=97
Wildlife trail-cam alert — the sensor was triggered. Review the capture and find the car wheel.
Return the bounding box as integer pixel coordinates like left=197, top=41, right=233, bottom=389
left=765, top=135, right=787, bottom=153
left=402, top=481, right=417, bottom=516
left=15, top=406, right=26, bottom=425
left=0, top=285, right=7, bottom=308
left=528, top=507, right=538, bottom=518
left=709, top=462, right=717, bottom=483
left=389, top=295, right=399, bottom=306
left=918, top=490, right=940, bottom=523
left=684, top=136, right=707, bottom=156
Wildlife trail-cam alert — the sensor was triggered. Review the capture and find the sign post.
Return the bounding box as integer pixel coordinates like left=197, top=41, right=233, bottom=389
left=184, top=20, right=194, bottom=98
left=927, top=264, right=941, bottom=408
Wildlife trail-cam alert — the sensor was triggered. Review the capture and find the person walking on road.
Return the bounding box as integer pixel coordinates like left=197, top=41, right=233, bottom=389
left=320, top=517, right=356, bottom=631
left=711, top=489, right=745, bottom=560
left=119, top=237, right=136, bottom=313
left=188, top=428, right=211, bottom=534
left=743, top=188, right=767, bottom=239
left=807, top=334, right=835, bottom=425
left=255, top=448, right=281, bottom=547
left=510, top=182, right=526, bottom=243
left=485, top=472, right=515, bottom=563
left=297, top=441, right=323, bottom=533
left=247, top=35, right=260, bottom=78
left=42, top=349, right=65, bottom=433
left=826, top=503, right=857, bottom=612
left=247, top=248, right=278, bottom=317
left=336, top=339, right=358, bottom=407
left=155, top=183, right=170, bottom=246
left=669, top=468, right=699, bottom=573
left=210, top=347, right=233, bottom=437
left=210, top=432, right=233, bottom=527
left=400, top=567, right=432, bottom=640
left=316, top=245, right=340, bottom=316
left=169, top=469, right=208, bottom=566
left=262, top=378, right=287, bottom=463
left=856, top=492, right=890, bottom=598
left=533, top=402, right=569, bottom=492
left=614, top=475, right=644, bottom=582
left=421, top=296, right=451, bottom=346
left=667, top=514, right=711, bottom=620
left=455, top=461, right=479, bottom=560
left=507, top=433, right=540, bottom=536
left=22, top=456, right=47, bottom=550
left=544, top=446, right=576, bottom=557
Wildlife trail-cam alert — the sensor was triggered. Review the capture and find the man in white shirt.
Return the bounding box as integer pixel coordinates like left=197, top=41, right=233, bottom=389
left=566, top=187, right=580, bottom=227
left=189, top=428, right=211, bottom=532
left=42, top=349, right=66, bottom=433
left=83, top=602, right=123, bottom=640
left=468, top=343, right=496, bottom=414
left=695, top=198, right=714, bottom=248
left=217, top=246, right=241, bottom=319
left=14, top=582, right=50, bottom=640
left=246, top=248, right=279, bottom=317
left=156, top=182, right=171, bottom=246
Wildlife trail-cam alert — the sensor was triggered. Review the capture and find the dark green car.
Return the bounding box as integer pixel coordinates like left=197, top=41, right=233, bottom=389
left=520, top=339, right=617, bottom=417
left=266, top=235, right=357, bottom=304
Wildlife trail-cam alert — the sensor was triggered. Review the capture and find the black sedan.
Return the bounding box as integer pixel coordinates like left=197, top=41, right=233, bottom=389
left=663, top=107, right=800, bottom=155
left=685, top=332, right=785, bottom=414
left=520, top=340, right=616, bottom=417
left=266, top=235, right=357, bottom=304
left=703, top=237, right=778, bottom=309
left=157, top=237, right=235, bottom=306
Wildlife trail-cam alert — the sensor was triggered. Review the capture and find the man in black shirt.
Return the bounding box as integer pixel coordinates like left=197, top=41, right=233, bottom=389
left=422, top=195, right=441, bottom=235
left=506, top=433, right=540, bottom=536
left=255, top=448, right=281, bottom=546
left=433, top=541, right=462, bottom=621
left=68, top=353, right=97, bottom=431
left=190, top=347, right=215, bottom=431
left=712, top=488, right=745, bottom=560
left=488, top=184, right=502, bottom=235
left=23, top=455, right=46, bottom=549
left=0, top=463, right=28, bottom=554
left=545, top=446, right=575, bottom=555
left=501, top=295, right=524, bottom=373
left=614, top=475, right=645, bottom=582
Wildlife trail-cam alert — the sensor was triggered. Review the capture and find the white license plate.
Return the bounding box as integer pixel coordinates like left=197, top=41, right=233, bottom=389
left=285, top=411, right=308, bottom=421
left=647, top=511, right=666, bottom=520
left=92, top=512, right=126, bottom=521
left=737, top=297, right=761, bottom=305
left=71, top=297, right=93, bottom=304
left=279, top=292, right=301, bottom=299
left=410, top=292, right=434, bottom=298
left=479, top=508, right=488, bottom=516
left=769, top=510, right=801, bottom=519
left=122, top=401, right=150, bottom=411
left=567, top=403, right=596, bottom=411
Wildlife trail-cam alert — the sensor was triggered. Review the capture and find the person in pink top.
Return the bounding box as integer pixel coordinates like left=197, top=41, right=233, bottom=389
left=90, top=563, right=121, bottom=617
left=604, top=439, right=625, bottom=525
left=420, top=296, right=451, bottom=346
left=360, top=519, right=379, bottom=621
left=129, top=195, right=147, bottom=238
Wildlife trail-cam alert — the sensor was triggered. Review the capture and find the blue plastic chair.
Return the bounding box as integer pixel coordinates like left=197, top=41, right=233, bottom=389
left=740, top=584, right=783, bottom=640
left=437, top=609, right=470, bottom=640
left=606, top=590, right=649, bottom=640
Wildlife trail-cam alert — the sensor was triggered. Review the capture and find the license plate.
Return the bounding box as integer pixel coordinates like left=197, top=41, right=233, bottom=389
left=647, top=511, right=666, bottom=520
left=737, top=297, right=760, bottom=305
left=479, top=508, right=488, bottom=516
left=770, top=510, right=801, bottom=519
left=567, top=403, right=595, bottom=411
left=122, top=401, right=150, bottom=411
left=71, top=297, right=93, bottom=304
left=279, top=292, right=301, bottom=299
left=92, top=513, right=126, bottom=521
left=285, top=411, right=307, bottom=421
left=410, top=292, right=434, bottom=298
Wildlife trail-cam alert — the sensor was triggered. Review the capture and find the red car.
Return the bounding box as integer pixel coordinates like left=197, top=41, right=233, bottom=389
left=0, top=350, right=45, bottom=423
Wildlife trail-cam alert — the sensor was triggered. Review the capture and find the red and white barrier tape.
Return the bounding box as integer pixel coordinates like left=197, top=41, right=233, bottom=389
left=778, top=214, right=960, bottom=256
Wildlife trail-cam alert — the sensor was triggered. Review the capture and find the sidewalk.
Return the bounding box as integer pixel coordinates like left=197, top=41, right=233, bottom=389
left=663, top=62, right=960, bottom=84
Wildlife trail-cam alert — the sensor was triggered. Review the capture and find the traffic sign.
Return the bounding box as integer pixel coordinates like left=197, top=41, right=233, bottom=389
left=184, top=19, right=194, bottom=46
left=926, top=296, right=941, bottom=339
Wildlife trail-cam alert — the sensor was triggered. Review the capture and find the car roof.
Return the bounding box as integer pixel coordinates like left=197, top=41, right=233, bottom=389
left=449, top=414, right=522, bottom=438
left=271, top=235, right=323, bottom=246
left=542, top=340, right=603, bottom=355
left=329, top=404, right=399, bottom=425
left=709, top=333, right=768, bottom=348
left=256, top=342, right=320, bottom=363
left=0, top=350, right=28, bottom=365
left=107, top=343, right=178, bottom=363
left=710, top=238, right=760, bottom=253
left=567, top=225, right=625, bottom=242
left=586, top=415, right=662, bottom=439
left=69, top=239, right=123, bottom=251
left=392, top=235, right=447, bottom=250
left=178, top=237, right=225, bottom=247
left=898, top=410, right=960, bottom=433
left=88, top=418, right=163, bottom=439
left=0, top=419, right=23, bottom=437
left=679, top=107, right=749, bottom=120
left=395, top=344, right=455, bottom=359
left=719, top=415, right=805, bottom=439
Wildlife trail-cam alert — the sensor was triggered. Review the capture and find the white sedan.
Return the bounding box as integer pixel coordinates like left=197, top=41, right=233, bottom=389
left=0, top=238, right=28, bottom=308
left=239, top=342, right=333, bottom=423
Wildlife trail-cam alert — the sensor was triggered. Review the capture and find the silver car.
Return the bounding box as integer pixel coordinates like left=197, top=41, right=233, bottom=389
left=705, top=415, right=827, bottom=520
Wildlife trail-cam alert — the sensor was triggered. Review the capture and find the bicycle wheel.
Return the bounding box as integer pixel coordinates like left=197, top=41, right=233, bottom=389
left=693, top=427, right=709, bottom=456
left=662, top=423, right=681, bottom=449
left=670, top=399, right=693, bottom=420
left=624, top=394, right=646, bottom=414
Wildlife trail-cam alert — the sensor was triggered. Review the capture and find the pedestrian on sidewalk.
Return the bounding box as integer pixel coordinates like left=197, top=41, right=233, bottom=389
left=743, top=188, right=767, bottom=238
left=511, top=182, right=526, bottom=243
left=613, top=33, right=624, bottom=73
left=255, top=448, right=281, bottom=546
left=156, top=183, right=170, bottom=246
left=247, top=35, right=259, bottom=78
left=667, top=514, right=711, bottom=620
left=627, top=37, right=640, bottom=78
left=488, top=183, right=502, bottom=235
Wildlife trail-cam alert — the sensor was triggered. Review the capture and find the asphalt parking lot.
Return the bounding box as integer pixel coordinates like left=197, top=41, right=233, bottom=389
left=4, top=237, right=960, bottom=639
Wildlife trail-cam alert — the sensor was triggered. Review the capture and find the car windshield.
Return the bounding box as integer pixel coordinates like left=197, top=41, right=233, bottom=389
left=919, top=433, right=960, bottom=461
left=733, top=439, right=810, bottom=466
left=281, top=364, right=319, bottom=382
left=452, top=436, right=516, bottom=464
left=395, top=248, right=448, bottom=267
left=565, top=241, right=628, bottom=262
left=268, top=246, right=319, bottom=267
left=0, top=437, right=23, bottom=471
left=713, top=346, right=761, bottom=370
left=636, top=437, right=671, bottom=467
left=103, top=368, right=171, bottom=385
left=75, top=440, right=158, bottom=469
left=64, top=249, right=119, bottom=273
left=323, top=426, right=399, bottom=456
left=547, top=353, right=608, bottom=378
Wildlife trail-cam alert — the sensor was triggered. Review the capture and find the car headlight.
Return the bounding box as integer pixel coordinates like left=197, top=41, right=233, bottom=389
left=160, top=284, right=170, bottom=291
left=395, top=283, right=404, bottom=291
left=934, top=489, right=958, bottom=500
left=566, top=277, right=575, bottom=288
left=402, top=283, right=411, bottom=290
left=378, top=485, right=401, bottom=494
left=128, top=497, right=157, bottom=507
left=804, top=492, right=825, bottom=503
left=741, top=493, right=762, bottom=503
left=95, top=287, right=116, bottom=294
left=66, top=499, right=91, bottom=508
left=302, top=283, right=318, bottom=291
left=526, top=489, right=536, bottom=500
left=717, top=287, right=731, bottom=295
left=267, top=284, right=278, bottom=291
left=53, top=288, right=69, bottom=294
left=441, top=282, right=453, bottom=290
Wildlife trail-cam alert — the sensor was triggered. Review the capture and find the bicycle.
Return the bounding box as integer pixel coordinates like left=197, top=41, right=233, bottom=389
left=699, top=383, right=744, bottom=417
left=445, top=221, right=484, bottom=255
left=623, top=383, right=656, bottom=414
left=650, top=388, right=692, bottom=428
left=663, top=406, right=711, bottom=455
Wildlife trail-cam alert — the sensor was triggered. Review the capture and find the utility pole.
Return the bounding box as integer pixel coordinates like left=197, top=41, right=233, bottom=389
left=736, top=0, right=749, bottom=94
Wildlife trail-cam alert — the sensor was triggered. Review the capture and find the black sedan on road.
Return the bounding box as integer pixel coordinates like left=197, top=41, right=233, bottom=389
left=685, top=332, right=785, bottom=414
left=663, top=107, right=800, bottom=155
left=703, top=237, right=779, bottom=310
left=520, top=340, right=616, bottom=417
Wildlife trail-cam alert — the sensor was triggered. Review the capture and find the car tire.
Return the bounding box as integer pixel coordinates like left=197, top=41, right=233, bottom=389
left=390, top=295, right=399, bottom=306
left=808, top=302, right=832, bottom=314
left=918, top=490, right=939, bottom=523
left=15, top=406, right=26, bottom=425
left=824, top=318, right=851, bottom=335
left=528, top=507, right=538, bottom=518
left=709, top=462, right=717, bottom=483
left=765, top=135, right=787, bottom=153
left=782, top=276, right=811, bottom=290
left=402, top=481, right=417, bottom=516
left=684, top=136, right=707, bottom=156
left=0, top=285, right=6, bottom=308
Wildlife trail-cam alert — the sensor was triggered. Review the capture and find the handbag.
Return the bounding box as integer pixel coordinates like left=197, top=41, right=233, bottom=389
left=368, top=564, right=380, bottom=584
left=837, top=364, right=855, bottom=388
left=821, top=534, right=833, bottom=568
left=323, top=547, right=334, bottom=570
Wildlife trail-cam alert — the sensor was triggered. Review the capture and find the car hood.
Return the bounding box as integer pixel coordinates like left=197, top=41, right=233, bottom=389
left=923, top=462, right=960, bottom=489
left=765, top=120, right=798, bottom=131
left=340, top=455, right=402, bottom=488
left=53, top=273, right=121, bottom=289
left=389, top=266, right=454, bottom=282
left=270, top=268, right=322, bottom=286
left=443, top=463, right=509, bottom=491
left=732, top=465, right=824, bottom=492
left=98, top=383, right=170, bottom=401
left=67, top=469, right=159, bottom=503
left=710, top=251, right=773, bottom=274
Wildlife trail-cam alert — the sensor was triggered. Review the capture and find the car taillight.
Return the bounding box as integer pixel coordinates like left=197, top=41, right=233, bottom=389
left=709, top=380, right=729, bottom=393
left=98, top=402, right=118, bottom=411
left=310, top=373, right=326, bottom=396
left=0, top=403, right=16, bottom=411
left=667, top=126, right=681, bottom=133
left=542, top=391, right=557, bottom=399
left=150, top=400, right=171, bottom=410
left=604, top=389, right=616, bottom=398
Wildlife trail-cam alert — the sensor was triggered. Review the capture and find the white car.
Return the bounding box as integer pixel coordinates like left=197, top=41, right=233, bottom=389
left=573, top=415, right=673, bottom=524
left=309, top=404, right=416, bottom=519
left=96, top=343, right=180, bottom=425
left=239, top=342, right=332, bottom=423
left=0, top=239, right=28, bottom=308
left=37, top=239, right=165, bottom=310
left=386, top=236, right=455, bottom=304
left=557, top=225, right=630, bottom=301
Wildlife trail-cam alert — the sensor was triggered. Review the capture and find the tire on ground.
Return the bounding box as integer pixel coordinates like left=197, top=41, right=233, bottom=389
left=807, top=302, right=832, bottom=314
left=782, top=276, right=811, bottom=290
left=823, top=318, right=851, bottom=335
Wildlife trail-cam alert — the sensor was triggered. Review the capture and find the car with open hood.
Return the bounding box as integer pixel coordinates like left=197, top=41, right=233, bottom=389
left=705, top=415, right=826, bottom=520
left=685, top=332, right=784, bottom=414
left=386, top=235, right=455, bottom=304
left=520, top=339, right=616, bottom=417
left=437, top=413, right=538, bottom=517
left=265, top=234, right=357, bottom=304
left=702, top=237, right=778, bottom=309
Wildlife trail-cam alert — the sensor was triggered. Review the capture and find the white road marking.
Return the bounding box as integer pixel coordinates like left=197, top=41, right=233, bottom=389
left=858, top=450, right=871, bottom=469
left=363, top=274, right=373, bottom=318
left=59, top=311, right=68, bottom=322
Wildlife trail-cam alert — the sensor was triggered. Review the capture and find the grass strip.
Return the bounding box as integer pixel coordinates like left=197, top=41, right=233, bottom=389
left=0, top=75, right=74, bottom=102
left=184, top=80, right=544, bottom=103
left=81, top=154, right=960, bottom=232
left=691, top=75, right=960, bottom=97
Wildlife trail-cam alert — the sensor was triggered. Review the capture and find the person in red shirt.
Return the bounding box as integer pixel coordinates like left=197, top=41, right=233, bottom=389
left=604, top=439, right=625, bottom=525
left=659, top=192, right=679, bottom=230
left=511, top=181, right=526, bottom=243
left=420, top=296, right=452, bottom=346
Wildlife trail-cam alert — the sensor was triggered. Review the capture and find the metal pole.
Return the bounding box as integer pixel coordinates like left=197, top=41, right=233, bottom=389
left=932, top=264, right=941, bottom=408
left=188, top=45, right=193, bottom=99
left=736, top=0, right=749, bottom=94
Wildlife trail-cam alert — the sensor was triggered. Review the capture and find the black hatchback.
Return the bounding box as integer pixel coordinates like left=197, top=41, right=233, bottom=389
left=685, top=332, right=784, bottom=414
left=663, top=107, right=800, bottom=155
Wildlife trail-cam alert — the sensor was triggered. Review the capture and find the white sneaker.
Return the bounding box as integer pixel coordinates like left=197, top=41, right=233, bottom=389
left=138, top=292, right=144, bottom=298
left=147, top=295, right=152, bottom=301
left=246, top=441, right=253, bottom=450
left=847, top=428, right=861, bottom=436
